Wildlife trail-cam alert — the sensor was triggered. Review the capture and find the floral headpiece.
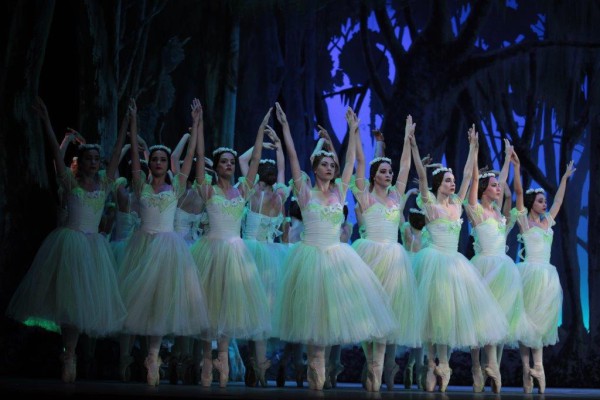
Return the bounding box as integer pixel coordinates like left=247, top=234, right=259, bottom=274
left=78, top=143, right=102, bottom=153
left=212, top=147, right=237, bottom=157
left=312, top=150, right=335, bottom=159
left=290, top=196, right=298, bottom=202
left=479, top=172, right=496, bottom=180
left=409, top=208, right=425, bottom=215
left=149, top=144, right=172, bottom=155
left=525, top=188, right=545, bottom=195
left=432, top=166, right=452, bottom=176
left=369, top=156, right=392, bottom=166
left=259, top=159, right=276, bottom=165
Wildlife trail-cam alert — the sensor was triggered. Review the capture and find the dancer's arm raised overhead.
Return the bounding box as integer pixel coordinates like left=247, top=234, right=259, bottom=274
left=245, top=108, right=272, bottom=187
left=395, top=115, right=414, bottom=196
left=548, top=160, right=576, bottom=220
left=456, top=124, right=479, bottom=202
left=275, top=102, right=301, bottom=190
left=341, top=106, right=359, bottom=186
left=177, top=99, right=200, bottom=188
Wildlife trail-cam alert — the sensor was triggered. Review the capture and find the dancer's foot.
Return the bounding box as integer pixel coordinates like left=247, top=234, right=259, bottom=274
left=144, top=354, right=161, bottom=387
left=200, top=357, right=213, bottom=387
left=401, top=364, right=411, bottom=389
left=530, top=363, right=546, bottom=394
left=472, top=366, right=484, bottom=393
left=212, top=351, right=229, bottom=388
left=522, top=365, right=533, bottom=394
left=60, top=352, right=77, bottom=384
left=434, top=364, right=452, bottom=392
left=484, top=364, right=502, bottom=394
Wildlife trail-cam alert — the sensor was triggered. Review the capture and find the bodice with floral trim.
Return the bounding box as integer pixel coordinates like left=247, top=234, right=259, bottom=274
left=138, top=184, right=178, bottom=233
left=471, top=216, right=508, bottom=256
left=64, top=188, right=108, bottom=234
left=205, top=190, right=246, bottom=239
left=361, top=202, right=401, bottom=243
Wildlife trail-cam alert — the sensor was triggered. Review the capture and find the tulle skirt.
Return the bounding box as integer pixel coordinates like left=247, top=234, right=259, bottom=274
left=471, top=253, right=538, bottom=348
left=274, top=241, right=396, bottom=346
left=6, top=227, right=126, bottom=336
left=352, top=238, right=422, bottom=347
left=110, top=239, right=129, bottom=270
left=517, top=260, right=562, bottom=347
left=190, top=236, right=271, bottom=340
left=118, top=230, right=210, bottom=336
left=413, top=246, right=508, bottom=348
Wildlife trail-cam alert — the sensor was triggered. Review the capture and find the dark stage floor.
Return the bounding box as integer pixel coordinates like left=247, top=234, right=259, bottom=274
left=1, top=377, right=599, bottom=400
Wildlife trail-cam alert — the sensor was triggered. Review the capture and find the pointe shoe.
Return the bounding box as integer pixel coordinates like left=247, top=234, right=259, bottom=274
left=330, top=362, right=344, bottom=388
left=472, top=366, right=484, bottom=393
left=530, top=364, right=546, bottom=394
left=307, top=360, right=325, bottom=391
left=522, top=366, right=534, bottom=394
left=400, top=366, right=413, bottom=390
left=484, top=364, right=502, bottom=394
left=424, top=366, right=436, bottom=392
left=200, top=357, right=213, bottom=387
left=244, top=357, right=257, bottom=387
left=417, top=365, right=427, bottom=390
left=118, top=355, right=134, bottom=382
left=144, top=354, right=161, bottom=386
left=368, top=362, right=383, bottom=392
left=384, top=363, right=399, bottom=390
left=276, top=364, right=286, bottom=387
left=212, top=351, right=229, bottom=388
left=361, top=362, right=368, bottom=389
left=255, top=359, right=271, bottom=388
left=60, top=352, right=77, bottom=383
left=434, top=364, right=452, bottom=393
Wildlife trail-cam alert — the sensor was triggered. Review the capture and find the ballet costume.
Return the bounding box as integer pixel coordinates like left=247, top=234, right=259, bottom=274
left=350, top=180, right=422, bottom=391
left=174, top=187, right=207, bottom=246
left=6, top=170, right=127, bottom=382
left=412, top=192, right=508, bottom=392
left=118, top=173, right=210, bottom=386
left=110, top=177, right=141, bottom=268
left=274, top=173, right=396, bottom=390
left=190, top=177, right=271, bottom=387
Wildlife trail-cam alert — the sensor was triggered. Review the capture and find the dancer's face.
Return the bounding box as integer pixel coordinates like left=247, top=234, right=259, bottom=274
left=483, top=176, right=501, bottom=201
left=438, top=172, right=456, bottom=196
left=216, top=152, right=236, bottom=179
left=78, top=150, right=101, bottom=175
left=532, top=193, right=547, bottom=214
left=314, top=156, right=336, bottom=181
left=374, top=162, right=393, bottom=187
left=149, top=150, right=169, bottom=178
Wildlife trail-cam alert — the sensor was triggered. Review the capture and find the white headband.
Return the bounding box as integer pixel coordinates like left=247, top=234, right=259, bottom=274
left=479, top=172, right=496, bottom=180
left=149, top=144, right=172, bottom=155
left=526, top=188, right=545, bottom=195
left=312, top=150, right=336, bottom=159
left=259, top=159, right=276, bottom=165
left=409, top=208, right=425, bottom=215
left=432, top=167, right=452, bottom=176
left=369, top=157, right=392, bottom=166
left=212, top=147, right=237, bottom=157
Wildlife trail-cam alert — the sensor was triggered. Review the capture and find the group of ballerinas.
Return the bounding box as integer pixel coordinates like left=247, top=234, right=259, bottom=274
left=6, top=96, right=575, bottom=395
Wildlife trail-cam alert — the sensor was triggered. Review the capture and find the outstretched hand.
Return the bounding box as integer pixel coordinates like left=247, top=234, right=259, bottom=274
left=468, top=124, right=479, bottom=148
left=128, top=98, right=137, bottom=116
left=405, top=115, right=416, bottom=139
left=372, top=129, right=384, bottom=142
left=563, top=160, right=576, bottom=179
left=345, top=106, right=360, bottom=134
left=190, top=98, right=203, bottom=122
left=66, top=127, right=86, bottom=144
left=275, top=102, right=287, bottom=125
left=264, top=125, right=280, bottom=148
left=503, top=138, right=513, bottom=159
left=421, top=154, right=433, bottom=166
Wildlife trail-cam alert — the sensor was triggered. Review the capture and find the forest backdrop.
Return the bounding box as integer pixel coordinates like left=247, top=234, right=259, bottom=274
left=1, top=0, right=599, bottom=387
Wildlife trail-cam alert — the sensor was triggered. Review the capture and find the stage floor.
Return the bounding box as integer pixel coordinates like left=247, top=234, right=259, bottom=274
left=1, top=377, right=599, bottom=399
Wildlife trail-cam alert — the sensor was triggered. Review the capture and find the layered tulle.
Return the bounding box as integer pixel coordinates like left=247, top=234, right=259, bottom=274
left=518, top=260, right=562, bottom=347
left=118, top=230, right=210, bottom=336
left=471, top=253, right=538, bottom=348
left=352, top=238, right=422, bottom=347
left=7, top=227, right=127, bottom=336
left=413, top=244, right=508, bottom=348
left=191, top=236, right=272, bottom=340
left=274, top=241, right=397, bottom=346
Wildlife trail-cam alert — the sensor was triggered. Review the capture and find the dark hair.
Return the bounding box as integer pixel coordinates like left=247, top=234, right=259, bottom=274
left=477, top=176, right=491, bottom=199
left=212, top=150, right=237, bottom=169
left=524, top=191, right=544, bottom=213
left=368, top=160, right=393, bottom=192
left=343, top=204, right=349, bottom=222
left=288, top=199, right=302, bottom=221
left=408, top=210, right=426, bottom=230
left=179, top=159, right=197, bottom=184
left=148, top=148, right=172, bottom=184
left=431, top=171, right=445, bottom=195
left=311, top=154, right=339, bottom=178
left=257, top=162, right=277, bottom=186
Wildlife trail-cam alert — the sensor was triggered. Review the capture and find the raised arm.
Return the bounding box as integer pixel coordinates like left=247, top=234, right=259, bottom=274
left=456, top=124, right=479, bottom=201
left=354, top=117, right=366, bottom=192
left=502, top=181, right=512, bottom=219
left=408, top=129, right=429, bottom=198
left=246, top=107, right=272, bottom=186
left=194, top=98, right=206, bottom=186
left=317, top=125, right=340, bottom=171
left=265, top=125, right=285, bottom=184
left=106, top=107, right=130, bottom=180
left=395, top=115, right=414, bottom=195
left=373, top=129, right=386, bottom=157
left=170, top=132, right=191, bottom=174
left=468, top=157, right=479, bottom=207
left=497, top=139, right=513, bottom=198
left=128, top=98, right=141, bottom=187
left=275, top=102, right=301, bottom=187
left=33, top=96, right=65, bottom=176
left=238, top=145, right=253, bottom=177
left=341, top=106, right=358, bottom=186
left=178, top=99, right=200, bottom=187
left=512, top=151, right=524, bottom=211
left=549, top=160, right=576, bottom=219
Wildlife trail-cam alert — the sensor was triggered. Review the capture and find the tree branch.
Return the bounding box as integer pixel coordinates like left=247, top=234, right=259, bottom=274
left=400, top=1, right=418, bottom=42
left=373, top=6, right=405, bottom=66
left=360, top=2, right=390, bottom=104
left=450, top=0, right=493, bottom=58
